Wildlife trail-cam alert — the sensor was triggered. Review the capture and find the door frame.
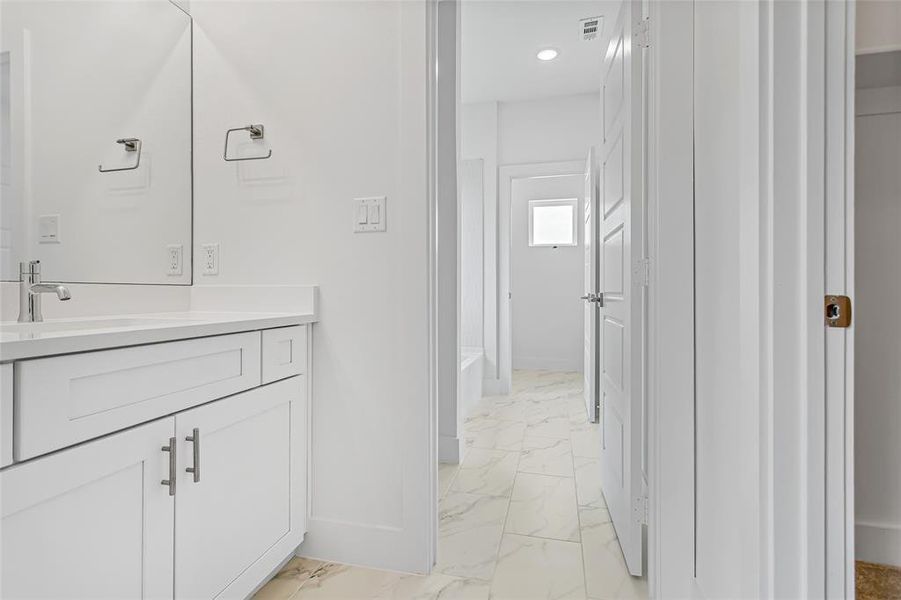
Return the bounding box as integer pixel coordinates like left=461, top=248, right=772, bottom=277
left=645, top=0, right=695, bottom=596
left=493, top=160, right=587, bottom=394
left=824, top=1, right=856, bottom=596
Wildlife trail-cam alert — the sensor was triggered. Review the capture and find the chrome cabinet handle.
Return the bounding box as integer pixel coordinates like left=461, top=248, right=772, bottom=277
left=185, top=428, right=200, bottom=483
left=161, top=437, right=176, bottom=496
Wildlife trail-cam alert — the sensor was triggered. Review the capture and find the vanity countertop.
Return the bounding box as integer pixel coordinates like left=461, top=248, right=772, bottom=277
left=0, top=311, right=316, bottom=362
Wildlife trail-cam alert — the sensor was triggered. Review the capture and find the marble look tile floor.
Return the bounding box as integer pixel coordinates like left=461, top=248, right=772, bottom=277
left=254, top=370, right=648, bottom=600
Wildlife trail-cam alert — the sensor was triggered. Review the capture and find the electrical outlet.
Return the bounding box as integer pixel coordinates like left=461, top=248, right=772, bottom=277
left=201, top=243, right=219, bottom=276
left=167, top=244, right=183, bottom=276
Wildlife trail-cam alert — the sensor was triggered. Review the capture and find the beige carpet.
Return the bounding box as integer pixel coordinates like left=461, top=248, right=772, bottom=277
left=857, top=561, right=901, bottom=599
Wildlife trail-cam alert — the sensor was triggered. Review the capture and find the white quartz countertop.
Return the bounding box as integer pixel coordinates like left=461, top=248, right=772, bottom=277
left=0, top=311, right=317, bottom=362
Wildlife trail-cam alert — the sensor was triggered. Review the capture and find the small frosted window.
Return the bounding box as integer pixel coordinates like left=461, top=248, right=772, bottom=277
left=529, top=199, right=577, bottom=247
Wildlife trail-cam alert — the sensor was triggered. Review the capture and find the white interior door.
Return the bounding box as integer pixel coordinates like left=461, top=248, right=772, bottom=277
left=599, top=0, right=644, bottom=577
left=583, top=146, right=600, bottom=422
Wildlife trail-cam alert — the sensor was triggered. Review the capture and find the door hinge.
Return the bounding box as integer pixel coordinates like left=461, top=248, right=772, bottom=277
left=633, top=495, right=649, bottom=525
left=634, top=18, right=651, bottom=48
left=633, top=258, right=650, bottom=287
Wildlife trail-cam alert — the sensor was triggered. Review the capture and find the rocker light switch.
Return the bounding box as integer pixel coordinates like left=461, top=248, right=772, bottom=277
left=356, top=204, right=369, bottom=225
left=353, top=197, right=387, bottom=233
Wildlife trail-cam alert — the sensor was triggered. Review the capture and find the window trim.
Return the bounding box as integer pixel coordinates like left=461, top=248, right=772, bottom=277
left=527, top=198, right=579, bottom=247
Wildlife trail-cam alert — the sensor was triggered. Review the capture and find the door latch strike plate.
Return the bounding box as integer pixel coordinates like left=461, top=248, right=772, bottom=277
left=824, top=295, right=852, bottom=328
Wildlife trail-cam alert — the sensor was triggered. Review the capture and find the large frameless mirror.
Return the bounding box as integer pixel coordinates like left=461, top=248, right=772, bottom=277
left=0, top=0, right=192, bottom=284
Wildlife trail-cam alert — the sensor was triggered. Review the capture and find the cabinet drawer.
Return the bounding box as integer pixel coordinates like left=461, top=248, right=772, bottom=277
left=261, top=325, right=307, bottom=384
left=15, top=332, right=261, bottom=461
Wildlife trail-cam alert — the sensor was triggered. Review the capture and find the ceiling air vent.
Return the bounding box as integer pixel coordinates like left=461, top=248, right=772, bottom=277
left=580, top=16, right=602, bottom=41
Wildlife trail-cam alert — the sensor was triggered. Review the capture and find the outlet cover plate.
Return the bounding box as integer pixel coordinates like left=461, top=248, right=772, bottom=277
left=167, top=244, right=183, bottom=276
left=201, top=243, right=219, bottom=276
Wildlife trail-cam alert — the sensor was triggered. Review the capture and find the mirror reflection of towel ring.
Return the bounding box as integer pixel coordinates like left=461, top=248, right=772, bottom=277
left=98, top=138, right=142, bottom=173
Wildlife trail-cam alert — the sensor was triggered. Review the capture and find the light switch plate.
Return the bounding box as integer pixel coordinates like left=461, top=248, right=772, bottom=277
left=353, top=197, right=387, bottom=233
left=38, top=214, right=61, bottom=243
left=201, top=243, right=219, bottom=275
left=167, top=244, right=183, bottom=276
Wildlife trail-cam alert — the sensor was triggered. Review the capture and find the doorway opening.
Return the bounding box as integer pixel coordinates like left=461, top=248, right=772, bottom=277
left=436, top=1, right=650, bottom=596
left=852, top=44, right=901, bottom=598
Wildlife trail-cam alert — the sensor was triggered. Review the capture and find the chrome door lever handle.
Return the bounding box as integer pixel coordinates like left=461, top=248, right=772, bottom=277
left=580, top=293, right=605, bottom=306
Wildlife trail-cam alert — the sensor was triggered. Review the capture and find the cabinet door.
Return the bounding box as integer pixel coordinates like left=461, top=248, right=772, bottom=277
left=1, top=418, right=175, bottom=600
left=175, top=377, right=306, bottom=600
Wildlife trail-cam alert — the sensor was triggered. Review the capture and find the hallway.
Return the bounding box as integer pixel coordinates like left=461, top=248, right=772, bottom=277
left=254, top=371, right=646, bottom=600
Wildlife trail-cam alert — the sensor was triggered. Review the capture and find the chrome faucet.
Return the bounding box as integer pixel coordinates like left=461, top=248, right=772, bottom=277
left=18, top=261, right=71, bottom=323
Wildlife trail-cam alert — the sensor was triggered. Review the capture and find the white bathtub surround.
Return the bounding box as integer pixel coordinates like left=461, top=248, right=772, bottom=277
left=255, top=370, right=647, bottom=600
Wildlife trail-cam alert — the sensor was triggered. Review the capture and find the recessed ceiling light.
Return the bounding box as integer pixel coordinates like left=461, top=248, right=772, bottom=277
left=536, top=48, right=559, bottom=62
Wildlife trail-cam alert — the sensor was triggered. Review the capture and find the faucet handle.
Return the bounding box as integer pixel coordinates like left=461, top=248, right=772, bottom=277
left=19, top=260, right=40, bottom=277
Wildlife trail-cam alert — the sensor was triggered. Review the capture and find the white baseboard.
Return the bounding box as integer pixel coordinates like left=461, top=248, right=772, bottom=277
left=856, top=520, right=901, bottom=566
left=438, top=434, right=462, bottom=464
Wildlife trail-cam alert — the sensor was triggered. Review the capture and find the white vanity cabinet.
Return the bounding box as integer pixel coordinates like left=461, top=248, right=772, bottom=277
left=175, top=377, right=306, bottom=599
left=0, top=324, right=311, bottom=600
left=1, top=417, right=176, bottom=600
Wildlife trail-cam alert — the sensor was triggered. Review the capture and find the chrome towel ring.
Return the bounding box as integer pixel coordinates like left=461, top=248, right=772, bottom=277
left=223, top=124, right=272, bottom=161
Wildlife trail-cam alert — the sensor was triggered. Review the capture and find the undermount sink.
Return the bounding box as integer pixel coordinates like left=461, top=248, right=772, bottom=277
left=0, top=316, right=200, bottom=335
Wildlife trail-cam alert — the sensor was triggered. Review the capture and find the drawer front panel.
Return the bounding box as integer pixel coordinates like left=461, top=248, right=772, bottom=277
left=261, top=325, right=307, bottom=384
left=16, top=332, right=262, bottom=461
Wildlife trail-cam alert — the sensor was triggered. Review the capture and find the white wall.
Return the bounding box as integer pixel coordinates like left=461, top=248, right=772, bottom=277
left=190, top=0, right=431, bottom=573
left=857, top=0, right=901, bottom=55
left=460, top=158, right=483, bottom=350
left=692, top=2, right=764, bottom=596
left=511, top=174, right=583, bottom=371
left=855, top=76, right=901, bottom=567
left=462, top=93, right=600, bottom=388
